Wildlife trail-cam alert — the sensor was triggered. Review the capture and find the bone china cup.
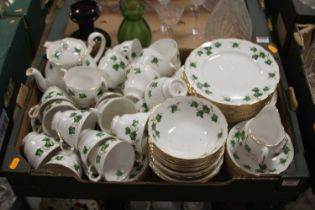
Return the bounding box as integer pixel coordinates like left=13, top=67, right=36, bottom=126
left=52, top=110, right=97, bottom=150
left=41, top=100, right=77, bottom=137
left=28, top=86, right=71, bottom=122
left=22, top=132, right=60, bottom=169
left=87, top=139, right=135, bottom=182
left=98, top=49, right=129, bottom=88
left=113, top=38, right=142, bottom=62
left=242, top=105, right=287, bottom=163
left=136, top=48, right=174, bottom=77
left=111, top=112, right=150, bottom=154
left=43, top=151, right=83, bottom=179
left=123, top=63, right=159, bottom=101
left=90, top=97, right=137, bottom=132
left=144, top=77, right=188, bottom=109
left=63, top=66, right=108, bottom=108
left=77, top=129, right=115, bottom=170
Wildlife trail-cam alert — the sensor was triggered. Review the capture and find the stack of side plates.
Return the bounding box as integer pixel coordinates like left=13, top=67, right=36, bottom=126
left=183, top=38, right=280, bottom=123
left=148, top=96, right=228, bottom=183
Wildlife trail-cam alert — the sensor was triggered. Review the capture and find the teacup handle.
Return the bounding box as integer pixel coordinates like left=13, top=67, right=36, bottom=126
left=30, top=118, right=42, bottom=133
left=28, top=104, right=40, bottom=119
left=87, top=32, right=106, bottom=64
left=87, top=165, right=102, bottom=182
left=258, top=147, right=269, bottom=164
left=57, top=132, right=75, bottom=153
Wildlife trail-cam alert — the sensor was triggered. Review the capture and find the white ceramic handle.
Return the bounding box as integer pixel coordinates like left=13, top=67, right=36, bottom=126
left=28, top=104, right=40, bottom=119
left=88, top=32, right=106, bottom=64
left=258, top=147, right=269, bottom=164
left=87, top=165, right=102, bottom=182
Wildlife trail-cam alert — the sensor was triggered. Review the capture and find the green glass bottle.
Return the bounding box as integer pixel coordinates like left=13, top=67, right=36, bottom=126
left=117, top=0, right=152, bottom=47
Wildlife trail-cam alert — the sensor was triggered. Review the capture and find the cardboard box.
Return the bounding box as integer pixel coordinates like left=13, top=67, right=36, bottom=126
left=4, top=0, right=50, bottom=53
left=0, top=17, right=33, bottom=157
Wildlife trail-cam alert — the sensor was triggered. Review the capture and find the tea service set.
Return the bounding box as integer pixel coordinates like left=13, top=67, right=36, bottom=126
left=23, top=32, right=294, bottom=183
left=24, top=33, right=188, bottom=182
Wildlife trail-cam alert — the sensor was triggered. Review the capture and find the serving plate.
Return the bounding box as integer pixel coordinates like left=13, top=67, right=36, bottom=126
left=184, top=39, right=279, bottom=106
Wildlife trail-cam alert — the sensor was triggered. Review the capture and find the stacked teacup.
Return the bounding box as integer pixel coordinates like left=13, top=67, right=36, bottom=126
left=24, top=36, right=191, bottom=183
left=226, top=105, right=294, bottom=177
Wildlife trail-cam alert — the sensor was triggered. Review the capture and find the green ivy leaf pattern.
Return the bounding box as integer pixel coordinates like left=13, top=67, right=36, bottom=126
left=74, top=47, right=81, bottom=54
left=231, top=140, right=236, bottom=147
left=233, top=153, right=240, bottom=160
left=74, top=164, right=80, bottom=172
left=55, top=99, right=63, bottom=104
left=232, top=42, right=240, bottom=48
left=252, top=54, right=259, bottom=60
left=265, top=59, right=272, bottom=65
left=54, top=51, right=61, bottom=59
left=259, top=52, right=266, bottom=58
left=280, top=158, right=287, bottom=164
left=125, top=120, right=139, bottom=141
left=250, top=47, right=257, bottom=52
left=83, top=146, right=89, bottom=155
left=68, top=89, right=75, bottom=96
left=243, top=96, right=251, bottom=101
left=211, top=114, right=218, bottom=122
left=73, top=115, right=82, bottom=123
left=68, top=126, right=76, bottom=135
left=190, top=101, right=199, bottom=108
left=45, top=104, right=53, bottom=111
left=190, top=75, right=212, bottom=95
left=152, top=114, right=162, bottom=139
left=131, top=52, right=137, bottom=58
left=110, top=56, right=117, bottom=61
left=85, top=60, right=90, bottom=66
left=197, top=50, right=203, bottom=56
left=116, top=169, right=124, bottom=177
left=217, top=131, right=223, bottom=139
left=223, top=97, right=231, bottom=102
left=100, top=143, right=109, bottom=152
left=214, top=42, right=222, bottom=48
left=141, top=102, right=149, bottom=112
left=119, top=61, right=126, bottom=69
left=148, top=81, right=158, bottom=98
left=244, top=144, right=251, bottom=152
left=55, top=155, right=63, bottom=161
left=113, top=63, right=120, bottom=71
left=256, top=164, right=267, bottom=173
left=96, top=132, right=105, bottom=137
left=268, top=72, right=276, bottom=78
left=45, top=91, right=54, bottom=100
left=96, top=155, right=101, bottom=164
left=263, top=86, right=270, bottom=92
left=56, top=92, right=64, bottom=96
left=35, top=148, right=44, bottom=157
left=151, top=57, right=160, bottom=65
left=43, top=139, right=54, bottom=149
left=70, top=112, right=77, bottom=118
left=79, top=93, right=87, bottom=99
left=169, top=103, right=179, bottom=113
left=252, top=87, right=263, bottom=97
left=282, top=144, right=290, bottom=154
left=234, top=130, right=245, bottom=144
left=190, top=62, right=197, bottom=68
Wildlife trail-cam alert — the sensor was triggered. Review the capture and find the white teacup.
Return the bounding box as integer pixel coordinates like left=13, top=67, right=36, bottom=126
left=87, top=139, right=135, bottom=182
left=135, top=98, right=150, bottom=113
left=243, top=105, right=287, bottom=163
left=123, top=63, right=159, bottom=101
left=42, top=151, right=83, bottom=179
left=113, top=38, right=142, bottom=62
left=90, top=97, right=137, bottom=132
left=95, top=91, right=123, bottom=107
left=42, top=99, right=77, bottom=137
left=98, top=49, right=129, bottom=88
left=28, top=86, right=71, bottom=122
left=144, top=77, right=188, bottom=109
left=22, top=132, right=60, bottom=169
left=149, top=38, right=181, bottom=71
left=136, top=48, right=174, bottom=77
left=77, top=129, right=114, bottom=170
left=64, top=66, right=108, bottom=108
left=52, top=110, right=97, bottom=151
left=111, top=112, right=150, bottom=154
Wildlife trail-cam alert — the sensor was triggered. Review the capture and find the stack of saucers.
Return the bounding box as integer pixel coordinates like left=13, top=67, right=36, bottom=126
left=148, top=96, right=228, bottom=183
